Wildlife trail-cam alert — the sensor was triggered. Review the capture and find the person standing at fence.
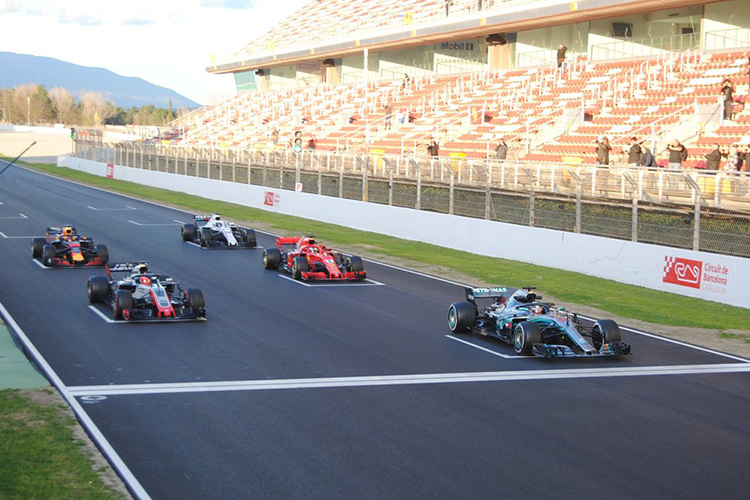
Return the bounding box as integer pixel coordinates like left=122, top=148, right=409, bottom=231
left=666, top=139, right=687, bottom=169
left=556, top=44, right=568, bottom=69
left=427, top=138, right=439, bottom=158
left=595, top=136, right=611, bottom=165
left=384, top=102, right=392, bottom=130
left=627, top=137, right=641, bottom=166
left=495, top=137, right=507, bottom=162
left=704, top=143, right=725, bottom=171
left=721, top=78, right=735, bottom=121
left=307, top=134, right=317, bottom=152
left=637, top=144, right=657, bottom=167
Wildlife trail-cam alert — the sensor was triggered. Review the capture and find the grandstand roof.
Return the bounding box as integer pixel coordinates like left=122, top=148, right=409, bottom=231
left=207, top=0, right=720, bottom=75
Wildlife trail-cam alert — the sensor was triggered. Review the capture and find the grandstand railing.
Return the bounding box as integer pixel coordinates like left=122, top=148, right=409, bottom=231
left=590, top=33, right=700, bottom=61
left=73, top=141, right=750, bottom=258
left=704, top=28, right=750, bottom=51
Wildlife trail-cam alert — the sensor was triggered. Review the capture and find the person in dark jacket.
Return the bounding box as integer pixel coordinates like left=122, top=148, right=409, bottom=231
left=427, top=138, right=439, bottom=158
left=556, top=44, right=567, bottom=69
left=596, top=136, right=611, bottom=165
left=721, top=78, right=735, bottom=121
left=637, top=144, right=657, bottom=167
left=627, top=137, right=641, bottom=166
left=666, top=139, right=687, bottom=169
left=704, top=144, right=725, bottom=171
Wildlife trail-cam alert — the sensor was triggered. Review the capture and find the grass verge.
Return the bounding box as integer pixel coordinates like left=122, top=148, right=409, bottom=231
left=14, top=160, right=749, bottom=332
left=0, top=389, right=127, bottom=499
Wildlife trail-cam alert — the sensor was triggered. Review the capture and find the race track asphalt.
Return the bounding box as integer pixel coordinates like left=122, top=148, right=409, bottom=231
left=1, top=165, right=749, bottom=500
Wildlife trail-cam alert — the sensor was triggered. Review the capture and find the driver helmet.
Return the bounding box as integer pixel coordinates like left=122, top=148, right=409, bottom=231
left=63, top=226, right=74, bottom=235
left=531, top=305, right=545, bottom=315
left=139, top=276, right=152, bottom=286
left=132, top=264, right=148, bottom=275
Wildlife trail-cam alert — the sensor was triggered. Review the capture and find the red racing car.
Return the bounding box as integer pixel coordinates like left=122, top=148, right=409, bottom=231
left=32, top=226, right=109, bottom=267
left=262, top=236, right=366, bottom=281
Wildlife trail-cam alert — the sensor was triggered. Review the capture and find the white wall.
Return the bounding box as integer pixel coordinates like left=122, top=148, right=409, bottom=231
left=59, top=156, right=750, bottom=309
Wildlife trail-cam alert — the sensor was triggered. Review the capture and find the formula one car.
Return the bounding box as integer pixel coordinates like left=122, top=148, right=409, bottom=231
left=181, top=214, right=257, bottom=248
left=87, top=262, right=206, bottom=321
left=31, top=226, right=109, bottom=267
left=448, top=286, right=630, bottom=358
left=262, top=235, right=366, bottom=281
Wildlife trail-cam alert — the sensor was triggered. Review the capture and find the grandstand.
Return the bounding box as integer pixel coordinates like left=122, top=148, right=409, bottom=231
left=184, top=0, right=750, bottom=169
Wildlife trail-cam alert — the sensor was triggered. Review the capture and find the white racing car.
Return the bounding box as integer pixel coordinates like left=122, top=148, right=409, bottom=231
left=181, top=214, right=257, bottom=248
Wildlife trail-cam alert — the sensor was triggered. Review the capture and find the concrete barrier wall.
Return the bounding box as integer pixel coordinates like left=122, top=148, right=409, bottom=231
left=60, top=156, right=750, bottom=309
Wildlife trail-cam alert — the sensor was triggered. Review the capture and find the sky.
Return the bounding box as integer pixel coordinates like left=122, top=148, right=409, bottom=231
left=0, top=0, right=307, bottom=106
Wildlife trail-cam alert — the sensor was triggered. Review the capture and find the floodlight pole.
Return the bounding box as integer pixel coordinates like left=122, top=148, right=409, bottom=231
left=364, top=48, right=370, bottom=153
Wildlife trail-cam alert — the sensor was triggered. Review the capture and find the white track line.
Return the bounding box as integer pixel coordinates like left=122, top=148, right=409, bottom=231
left=67, top=363, right=750, bottom=397
left=87, top=205, right=137, bottom=211
left=0, top=301, right=151, bottom=499
left=446, top=335, right=533, bottom=359
left=128, top=220, right=181, bottom=226
left=277, top=274, right=384, bottom=287
left=0, top=213, right=28, bottom=219
left=0, top=231, right=37, bottom=239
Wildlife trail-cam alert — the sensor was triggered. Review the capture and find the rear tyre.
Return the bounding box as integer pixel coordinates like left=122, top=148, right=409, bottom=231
left=114, top=290, right=133, bottom=320
left=263, top=248, right=281, bottom=269
left=185, top=288, right=205, bottom=309
left=182, top=223, right=197, bottom=241
left=31, top=238, right=46, bottom=259
left=292, top=256, right=309, bottom=280
left=199, top=228, right=212, bottom=248
left=243, top=228, right=257, bottom=247
left=513, top=321, right=542, bottom=355
left=593, top=319, right=621, bottom=349
left=87, top=276, right=109, bottom=303
left=95, top=244, right=109, bottom=264
left=447, top=301, right=477, bottom=333
left=42, top=245, right=56, bottom=266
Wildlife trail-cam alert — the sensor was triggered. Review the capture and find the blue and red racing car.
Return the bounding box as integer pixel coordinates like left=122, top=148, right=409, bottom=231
left=32, top=226, right=109, bottom=267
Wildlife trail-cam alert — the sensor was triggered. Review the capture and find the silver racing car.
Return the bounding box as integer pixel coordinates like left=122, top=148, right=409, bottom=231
left=448, top=286, right=630, bottom=358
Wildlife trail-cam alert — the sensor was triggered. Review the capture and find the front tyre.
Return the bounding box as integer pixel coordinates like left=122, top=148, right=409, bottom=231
left=182, top=223, right=197, bottom=242
left=447, top=301, right=477, bottom=333
left=513, top=321, right=542, bottom=355
left=292, top=256, right=309, bottom=280
left=263, top=248, right=281, bottom=269
left=95, top=244, right=109, bottom=264
left=114, top=290, right=133, bottom=320
left=42, top=245, right=56, bottom=266
left=243, top=228, right=257, bottom=247
left=31, top=238, right=46, bottom=259
left=592, top=319, right=621, bottom=350
left=347, top=256, right=365, bottom=279
left=185, top=288, right=205, bottom=309
left=199, top=228, right=212, bottom=248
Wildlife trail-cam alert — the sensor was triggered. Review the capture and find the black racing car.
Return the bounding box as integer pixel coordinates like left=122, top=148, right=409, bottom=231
left=87, top=262, right=206, bottom=321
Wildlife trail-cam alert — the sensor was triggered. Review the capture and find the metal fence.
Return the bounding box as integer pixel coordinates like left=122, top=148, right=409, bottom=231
left=73, top=141, right=750, bottom=258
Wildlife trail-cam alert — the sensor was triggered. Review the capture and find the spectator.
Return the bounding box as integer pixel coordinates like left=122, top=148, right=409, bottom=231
left=271, top=128, right=279, bottom=145
left=427, top=138, right=439, bottom=158
left=666, top=139, right=687, bottom=170
left=307, top=134, right=317, bottom=152
left=495, top=137, right=508, bottom=161
left=444, top=0, right=453, bottom=17
left=637, top=144, right=657, bottom=167
left=384, top=102, right=392, bottom=130
left=724, top=146, right=741, bottom=172
left=556, top=44, right=568, bottom=69
left=721, top=78, right=735, bottom=121
left=743, top=144, right=750, bottom=170
left=704, top=143, right=725, bottom=171
left=626, top=137, right=641, bottom=166
left=595, top=136, right=611, bottom=165
left=402, top=73, right=410, bottom=89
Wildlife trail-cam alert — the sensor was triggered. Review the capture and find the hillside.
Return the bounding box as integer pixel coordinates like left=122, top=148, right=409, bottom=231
left=0, top=51, right=199, bottom=109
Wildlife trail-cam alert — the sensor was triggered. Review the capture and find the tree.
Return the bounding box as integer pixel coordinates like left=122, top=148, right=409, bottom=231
left=80, top=91, right=116, bottom=126
left=48, top=87, right=78, bottom=125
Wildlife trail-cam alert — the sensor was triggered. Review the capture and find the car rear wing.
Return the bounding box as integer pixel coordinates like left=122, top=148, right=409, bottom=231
left=105, top=262, right=148, bottom=277
left=193, top=215, right=212, bottom=222
left=465, top=286, right=517, bottom=303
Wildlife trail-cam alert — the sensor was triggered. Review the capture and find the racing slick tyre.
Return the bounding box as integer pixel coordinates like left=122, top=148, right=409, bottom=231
left=199, top=228, right=212, bottom=248
left=182, top=223, right=197, bottom=242
left=263, top=248, right=281, bottom=269
left=114, top=290, right=133, bottom=320
left=185, top=288, right=205, bottom=309
left=513, top=321, right=542, bottom=356
left=447, top=301, right=477, bottom=333
left=31, top=237, right=46, bottom=259
left=292, top=256, right=309, bottom=280
left=243, top=228, right=257, bottom=247
left=347, top=256, right=365, bottom=278
left=592, top=319, right=621, bottom=350
left=95, top=244, right=109, bottom=264
left=87, top=276, right=109, bottom=303
left=42, top=244, right=56, bottom=266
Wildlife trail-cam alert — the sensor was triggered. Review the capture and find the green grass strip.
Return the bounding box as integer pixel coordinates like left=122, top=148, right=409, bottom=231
left=0, top=389, right=126, bottom=499
left=13, top=160, right=750, bottom=332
